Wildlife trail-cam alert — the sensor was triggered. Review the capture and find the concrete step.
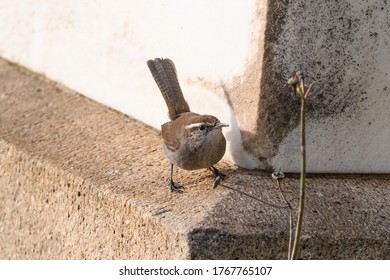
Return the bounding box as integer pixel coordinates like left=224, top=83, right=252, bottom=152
left=1, top=58, right=389, bottom=259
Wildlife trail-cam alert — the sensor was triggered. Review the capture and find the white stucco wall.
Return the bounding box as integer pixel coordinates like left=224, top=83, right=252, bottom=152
left=0, top=0, right=263, bottom=167
left=1, top=0, right=389, bottom=173
left=0, top=0, right=259, bottom=123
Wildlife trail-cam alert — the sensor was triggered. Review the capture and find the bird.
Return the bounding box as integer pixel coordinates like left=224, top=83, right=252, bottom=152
left=147, top=58, right=229, bottom=192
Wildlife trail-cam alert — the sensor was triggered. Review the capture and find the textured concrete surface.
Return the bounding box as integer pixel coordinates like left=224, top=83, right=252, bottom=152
left=266, top=0, right=390, bottom=172
left=1, top=1, right=389, bottom=172
left=1, top=58, right=390, bottom=259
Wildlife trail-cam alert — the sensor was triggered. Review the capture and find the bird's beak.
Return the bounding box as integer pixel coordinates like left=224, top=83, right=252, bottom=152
left=215, top=123, right=229, bottom=129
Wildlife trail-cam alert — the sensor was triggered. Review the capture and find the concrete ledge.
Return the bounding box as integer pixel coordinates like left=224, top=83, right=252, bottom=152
left=1, top=58, right=390, bottom=259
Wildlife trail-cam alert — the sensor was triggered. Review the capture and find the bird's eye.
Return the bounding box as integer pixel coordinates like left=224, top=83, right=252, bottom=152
left=199, top=125, right=206, bottom=131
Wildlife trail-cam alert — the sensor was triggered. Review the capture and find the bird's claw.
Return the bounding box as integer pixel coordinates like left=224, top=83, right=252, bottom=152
left=209, top=166, right=226, bottom=188
left=170, top=181, right=184, bottom=193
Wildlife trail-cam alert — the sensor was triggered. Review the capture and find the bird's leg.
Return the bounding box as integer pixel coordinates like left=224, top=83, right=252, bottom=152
left=169, top=163, right=183, bottom=192
left=209, top=165, right=226, bottom=188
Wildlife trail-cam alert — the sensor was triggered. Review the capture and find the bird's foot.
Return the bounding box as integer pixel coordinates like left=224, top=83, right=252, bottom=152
left=169, top=180, right=184, bottom=193
left=209, top=166, right=227, bottom=188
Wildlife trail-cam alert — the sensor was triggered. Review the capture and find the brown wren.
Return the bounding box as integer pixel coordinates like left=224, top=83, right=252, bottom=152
left=147, top=58, right=229, bottom=192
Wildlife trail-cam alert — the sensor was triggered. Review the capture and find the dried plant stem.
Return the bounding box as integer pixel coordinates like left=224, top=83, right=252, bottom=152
left=220, top=184, right=289, bottom=209
left=291, top=97, right=307, bottom=260
left=276, top=179, right=294, bottom=260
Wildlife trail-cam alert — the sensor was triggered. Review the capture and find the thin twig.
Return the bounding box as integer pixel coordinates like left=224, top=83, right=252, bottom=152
left=276, top=179, right=294, bottom=260
left=219, top=183, right=289, bottom=209
left=291, top=94, right=307, bottom=260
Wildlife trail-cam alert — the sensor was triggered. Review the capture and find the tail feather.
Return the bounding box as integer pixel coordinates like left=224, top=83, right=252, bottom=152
left=147, top=58, right=190, bottom=120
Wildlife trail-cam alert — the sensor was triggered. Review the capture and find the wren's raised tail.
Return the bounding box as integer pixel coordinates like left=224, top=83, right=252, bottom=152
left=147, top=58, right=229, bottom=192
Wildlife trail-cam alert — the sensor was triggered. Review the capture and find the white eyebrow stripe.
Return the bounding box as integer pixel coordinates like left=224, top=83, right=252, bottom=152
left=184, top=122, right=214, bottom=129
left=184, top=122, right=205, bottom=129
